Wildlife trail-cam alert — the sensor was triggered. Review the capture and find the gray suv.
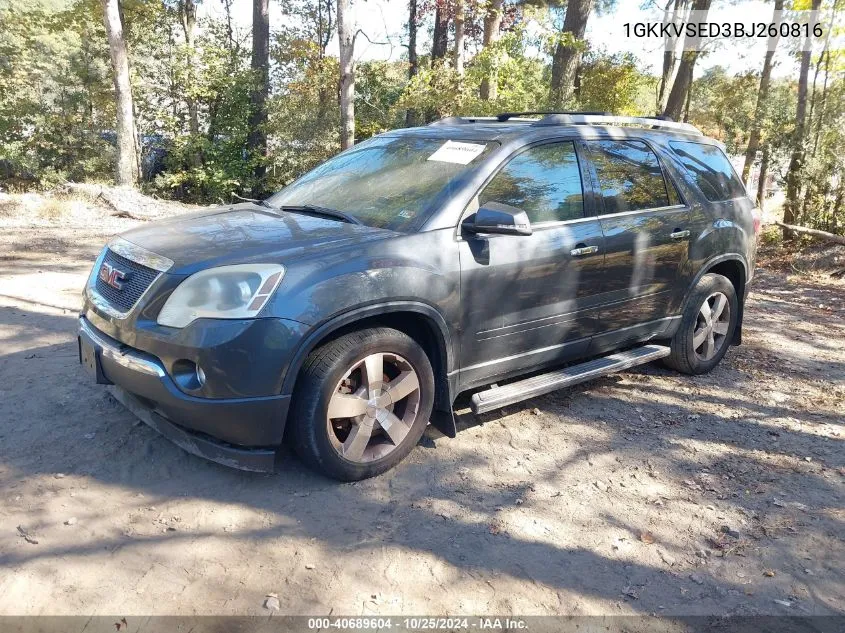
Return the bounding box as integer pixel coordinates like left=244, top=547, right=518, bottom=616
left=78, top=113, right=759, bottom=480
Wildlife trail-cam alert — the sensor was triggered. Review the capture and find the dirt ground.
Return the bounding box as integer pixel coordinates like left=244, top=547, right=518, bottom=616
left=0, top=191, right=843, bottom=617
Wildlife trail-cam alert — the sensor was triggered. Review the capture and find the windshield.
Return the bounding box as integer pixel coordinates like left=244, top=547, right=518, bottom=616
left=268, top=136, right=494, bottom=231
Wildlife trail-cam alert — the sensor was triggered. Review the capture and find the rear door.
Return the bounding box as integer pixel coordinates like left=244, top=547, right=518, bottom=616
left=581, top=138, right=691, bottom=350
left=457, top=140, right=606, bottom=388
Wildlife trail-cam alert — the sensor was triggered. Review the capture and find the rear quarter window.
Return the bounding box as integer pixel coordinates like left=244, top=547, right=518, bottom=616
left=669, top=141, right=748, bottom=203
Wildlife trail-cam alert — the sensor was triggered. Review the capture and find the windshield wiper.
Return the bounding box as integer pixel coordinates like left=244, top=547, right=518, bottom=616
left=234, top=195, right=362, bottom=225
left=278, top=204, right=363, bottom=225
left=259, top=200, right=362, bottom=225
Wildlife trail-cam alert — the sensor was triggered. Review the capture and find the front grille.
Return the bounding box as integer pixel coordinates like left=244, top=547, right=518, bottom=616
left=94, top=248, right=160, bottom=313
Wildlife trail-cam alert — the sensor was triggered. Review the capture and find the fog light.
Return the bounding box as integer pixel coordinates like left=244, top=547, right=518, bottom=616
left=172, top=359, right=206, bottom=391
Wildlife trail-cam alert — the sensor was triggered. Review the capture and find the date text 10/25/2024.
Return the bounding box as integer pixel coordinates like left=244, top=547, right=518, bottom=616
left=306, top=617, right=528, bottom=630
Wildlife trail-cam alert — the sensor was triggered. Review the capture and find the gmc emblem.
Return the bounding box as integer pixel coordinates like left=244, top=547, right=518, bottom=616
left=99, top=262, right=129, bottom=290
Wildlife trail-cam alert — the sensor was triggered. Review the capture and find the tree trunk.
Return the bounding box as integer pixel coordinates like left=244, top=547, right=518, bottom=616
left=663, top=0, right=711, bottom=120
left=479, top=0, right=503, bottom=100
left=774, top=221, right=845, bottom=244
left=431, top=3, right=449, bottom=65
left=247, top=0, right=270, bottom=195
left=812, top=3, right=837, bottom=155
left=742, top=0, right=782, bottom=183
left=812, top=49, right=830, bottom=155
left=337, top=0, right=355, bottom=150
left=453, top=0, right=465, bottom=75
left=783, top=0, right=822, bottom=240
left=405, top=0, right=418, bottom=127
left=664, top=50, right=695, bottom=121
left=101, top=0, right=139, bottom=186
left=549, top=0, right=594, bottom=108
left=682, top=75, right=693, bottom=122
left=756, top=145, right=770, bottom=207
left=179, top=0, right=199, bottom=135
left=316, top=0, right=333, bottom=123
left=657, top=0, right=686, bottom=113
left=222, top=0, right=236, bottom=52
left=832, top=178, right=844, bottom=235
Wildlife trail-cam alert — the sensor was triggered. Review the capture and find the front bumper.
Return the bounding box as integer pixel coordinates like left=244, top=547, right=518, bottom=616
left=78, top=317, right=288, bottom=472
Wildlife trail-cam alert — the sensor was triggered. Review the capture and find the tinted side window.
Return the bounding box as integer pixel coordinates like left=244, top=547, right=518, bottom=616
left=586, top=140, right=671, bottom=214
left=669, top=141, right=747, bottom=202
left=479, top=142, right=584, bottom=223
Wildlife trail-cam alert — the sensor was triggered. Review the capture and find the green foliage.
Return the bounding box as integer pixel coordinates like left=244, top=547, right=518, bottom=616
left=687, top=67, right=759, bottom=154
left=0, top=0, right=115, bottom=186
left=0, top=0, right=841, bottom=239
left=396, top=29, right=549, bottom=118
left=578, top=51, right=656, bottom=116
left=265, top=28, right=340, bottom=189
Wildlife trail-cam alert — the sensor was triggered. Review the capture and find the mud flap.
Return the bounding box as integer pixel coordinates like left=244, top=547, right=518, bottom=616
left=430, top=408, right=457, bottom=438
left=732, top=294, right=744, bottom=346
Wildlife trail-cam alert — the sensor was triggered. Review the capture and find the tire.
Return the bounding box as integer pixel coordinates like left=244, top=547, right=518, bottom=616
left=664, top=273, right=739, bottom=375
left=288, top=327, right=434, bottom=481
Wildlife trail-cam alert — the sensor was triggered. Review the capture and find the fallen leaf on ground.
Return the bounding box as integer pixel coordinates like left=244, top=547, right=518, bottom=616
left=639, top=531, right=655, bottom=544
left=16, top=525, right=38, bottom=545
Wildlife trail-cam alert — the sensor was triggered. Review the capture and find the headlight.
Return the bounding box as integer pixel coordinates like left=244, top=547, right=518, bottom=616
left=157, top=264, right=285, bottom=328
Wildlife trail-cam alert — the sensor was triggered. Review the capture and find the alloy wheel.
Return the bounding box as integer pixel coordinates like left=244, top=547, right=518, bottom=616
left=693, top=291, right=731, bottom=361
left=326, top=352, right=422, bottom=463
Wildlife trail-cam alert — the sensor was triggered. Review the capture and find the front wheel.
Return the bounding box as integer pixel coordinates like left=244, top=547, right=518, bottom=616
left=289, top=327, right=434, bottom=481
left=664, top=273, right=739, bottom=375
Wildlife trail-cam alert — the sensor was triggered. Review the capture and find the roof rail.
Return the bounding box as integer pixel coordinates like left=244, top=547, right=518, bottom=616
left=428, top=116, right=499, bottom=126
left=533, top=113, right=702, bottom=135
left=495, top=111, right=612, bottom=122
left=427, top=113, right=702, bottom=135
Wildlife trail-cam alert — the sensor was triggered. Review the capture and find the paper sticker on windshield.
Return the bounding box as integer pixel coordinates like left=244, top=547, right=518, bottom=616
left=427, top=140, right=486, bottom=165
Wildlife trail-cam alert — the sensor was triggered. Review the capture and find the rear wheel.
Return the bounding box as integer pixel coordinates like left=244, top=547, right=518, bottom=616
left=664, top=273, right=738, bottom=375
left=289, top=327, right=434, bottom=481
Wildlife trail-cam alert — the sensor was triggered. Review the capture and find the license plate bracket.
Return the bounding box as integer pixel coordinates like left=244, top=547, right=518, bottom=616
left=78, top=334, right=111, bottom=384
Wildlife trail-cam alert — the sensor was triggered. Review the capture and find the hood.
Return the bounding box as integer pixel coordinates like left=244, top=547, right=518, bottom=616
left=117, top=204, right=396, bottom=274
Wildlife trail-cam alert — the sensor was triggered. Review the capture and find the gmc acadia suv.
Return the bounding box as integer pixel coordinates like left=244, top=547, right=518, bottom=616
left=78, top=113, right=759, bottom=480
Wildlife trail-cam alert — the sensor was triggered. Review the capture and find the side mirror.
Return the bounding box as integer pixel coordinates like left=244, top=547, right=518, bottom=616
left=462, top=202, right=532, bottom=236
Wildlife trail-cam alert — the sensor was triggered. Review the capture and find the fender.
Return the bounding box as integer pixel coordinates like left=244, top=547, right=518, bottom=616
left=280, top=300, right=458, bottom=437
left=673, top=252, right=749, bottom=345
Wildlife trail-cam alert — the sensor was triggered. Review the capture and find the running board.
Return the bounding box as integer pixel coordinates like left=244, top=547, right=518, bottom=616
left=470, top=344, right=671, bottom=415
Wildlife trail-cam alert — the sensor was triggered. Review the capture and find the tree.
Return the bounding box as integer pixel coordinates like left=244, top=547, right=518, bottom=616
left=783, top=0, right=823, bottom=239
left=663, top=0, right=711, bottom=121
left=453, top=0, right=466, bottom=75
left=579, top=51, right=656, bottom=115
left=100, top=0, right=139, bottom=185
left=549, top=0, right=595, bottom=107
left=479, top=0, right=504, bottom=100
left=756, top=145, right=770, bottom=203
left=247, top=0, right=270, bottom=194
left=431, top=2, right=449, bottom=65
left=687, top=67, right=757, bottom=152
left=178, top=0, right=199, bottom=135
left=656, top=0, right=690, bottom=113
left=405, top=0, right=418, bottom=126
left=338, top=0, right=354, bottom=149
left=741, top=0, right=783, bottom=184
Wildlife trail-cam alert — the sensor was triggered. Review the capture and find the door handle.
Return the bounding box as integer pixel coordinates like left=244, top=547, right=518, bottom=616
left=570, top=245, right=599, bottom=257
left=670, top=229, right=690, bottom=240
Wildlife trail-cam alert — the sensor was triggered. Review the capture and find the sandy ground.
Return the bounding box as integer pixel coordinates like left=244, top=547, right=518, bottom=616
left=0, top=192, right=843, bottom=616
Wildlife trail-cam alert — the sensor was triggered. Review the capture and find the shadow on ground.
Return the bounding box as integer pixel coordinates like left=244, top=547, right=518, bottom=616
left=0, top=269, right=842, bottom=616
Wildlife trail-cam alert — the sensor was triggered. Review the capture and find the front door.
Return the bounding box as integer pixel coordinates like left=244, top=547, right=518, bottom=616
left=581, top=138, right=692, bottom=351
left=457, top=140, right=605, bottom=389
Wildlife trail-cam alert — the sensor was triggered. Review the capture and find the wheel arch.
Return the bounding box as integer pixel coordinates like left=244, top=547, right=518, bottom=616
left=281, top=302, right=457, bottom=436
left=683, top=254, right=748, bottom=345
